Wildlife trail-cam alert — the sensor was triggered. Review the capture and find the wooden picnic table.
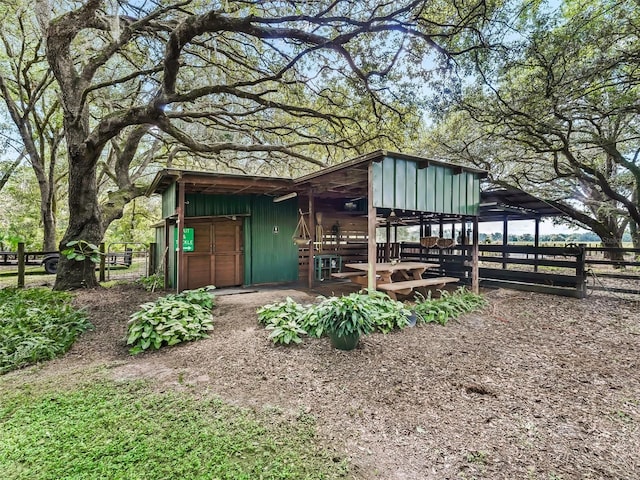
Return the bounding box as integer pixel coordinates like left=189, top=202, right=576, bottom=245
left=338, top=261, right=457, bottom=299
left=341, top=261, right=438, bottom=285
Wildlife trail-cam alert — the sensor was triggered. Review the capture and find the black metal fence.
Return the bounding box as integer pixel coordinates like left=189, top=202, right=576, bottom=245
left=392, top=242, right=640, bottom=298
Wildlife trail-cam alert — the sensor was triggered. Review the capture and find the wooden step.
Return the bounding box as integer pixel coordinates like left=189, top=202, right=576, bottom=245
left=377, top=277, right=459, bottom=292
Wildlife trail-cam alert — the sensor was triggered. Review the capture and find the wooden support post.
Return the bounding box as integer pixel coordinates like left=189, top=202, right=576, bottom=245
left=502, top=217, right=508, bottom=270
left=164, top=218, right=171, bottom=289
left=534, top=217, right=540, bottom=273
left=177, top=180, right=185, bottom=293
left=99, top=242, right=106, bottom=282
left=461, top=219, right=467, bottom=246
left=576, top=244, right=586, bottom=298
left=148, top=242, right=157, bottom=276
left=385, top=221, right=391, bottom=261
left=419, top=213, right=425, bottom=261
left=367, top=163, right=377, bottom=292
left=472, top=217, right=479, bottom=294
left=17, top=242, right=25, bottom=288
left=308, top=191, right=315, bottom=289
left=439, top=216, right=444, bottom=267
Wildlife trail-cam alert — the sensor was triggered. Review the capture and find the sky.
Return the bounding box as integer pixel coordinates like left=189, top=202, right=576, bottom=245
left=478, top=218, right=588, bottom=236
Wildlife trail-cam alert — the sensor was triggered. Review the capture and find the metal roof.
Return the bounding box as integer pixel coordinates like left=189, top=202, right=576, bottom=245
left=478, top=186, right=566, bottom=221
left=147, top=168, right=294, bottom=196
left=147, top=155, right=564, bottom=221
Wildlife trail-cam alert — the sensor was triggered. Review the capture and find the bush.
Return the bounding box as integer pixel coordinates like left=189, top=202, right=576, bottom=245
left=257, top=297, right=310, bottom=344
left=256, top=291, right=411, bottom=345
left=413, top=287, right=487, bottom=325
left=137, top=273, right=164, bottom=291
left=0, top=288, right=92, bottom=374
left=126, top=287, right=215, bottom=355
left=361, top=290, right=411, bottom=333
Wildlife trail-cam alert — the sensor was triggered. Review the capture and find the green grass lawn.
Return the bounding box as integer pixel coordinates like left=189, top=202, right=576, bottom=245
left=0, top=380, right=348, bottom=480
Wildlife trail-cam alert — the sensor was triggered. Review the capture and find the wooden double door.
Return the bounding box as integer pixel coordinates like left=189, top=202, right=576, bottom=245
left=183, top=219, right=243, bottom=290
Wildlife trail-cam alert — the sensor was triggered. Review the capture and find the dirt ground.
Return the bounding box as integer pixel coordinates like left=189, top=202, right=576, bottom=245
left=7, top=282, right=640, bottom=479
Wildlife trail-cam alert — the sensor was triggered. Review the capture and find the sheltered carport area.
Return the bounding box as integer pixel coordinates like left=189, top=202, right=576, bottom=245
left=149, top=150, right=593, bottom=297
left=292, top=151, right=487, bottom=293
left=395, top=186, right=591, bottom=298
left=292, top=156, right=592, bottom=298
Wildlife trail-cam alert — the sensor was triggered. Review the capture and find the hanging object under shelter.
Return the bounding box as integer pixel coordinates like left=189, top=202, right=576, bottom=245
left=293, top=209, right=311, bottom=247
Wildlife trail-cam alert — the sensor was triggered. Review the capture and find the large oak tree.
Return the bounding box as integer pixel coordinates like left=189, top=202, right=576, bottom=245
left=428, top=0, right=640, bottom=251
left=33, top=0, right=494, bottom=289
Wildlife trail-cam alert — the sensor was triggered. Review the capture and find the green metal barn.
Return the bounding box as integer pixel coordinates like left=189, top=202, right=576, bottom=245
left=147, top=150, right=487, bottom=292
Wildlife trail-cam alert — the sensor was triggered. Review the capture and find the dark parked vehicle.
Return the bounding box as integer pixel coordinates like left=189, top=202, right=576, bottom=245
left=40, top=250, right=133, bottom=274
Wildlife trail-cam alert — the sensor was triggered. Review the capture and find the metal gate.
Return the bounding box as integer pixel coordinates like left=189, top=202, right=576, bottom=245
left=105, top=243, right=149, bottom=281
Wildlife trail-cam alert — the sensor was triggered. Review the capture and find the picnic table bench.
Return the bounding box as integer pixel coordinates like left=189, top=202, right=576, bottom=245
left=377, top=276, right=459, bottom=300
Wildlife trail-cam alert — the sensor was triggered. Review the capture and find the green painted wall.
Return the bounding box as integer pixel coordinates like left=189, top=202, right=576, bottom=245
left=372, top=155, right=481, bottom=215
left=185, top=194, right=252, bottom=216
left=161, top=183, right=176, bottom=218
left=246, top=196, right=299, bottom=284
left=161, top=193, right=298, bottom=286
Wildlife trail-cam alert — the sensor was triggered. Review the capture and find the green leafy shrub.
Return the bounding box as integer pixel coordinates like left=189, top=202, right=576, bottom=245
left=257, top=297, right=311, bottom=344
left=362, top=290, right=411, bottom=333
left=0, top=288, right=92, bottom=374
left=413, top=287, right=487, bottom=325
left=61, top=240, right=102, bottom=264
left=257, top=297, right=306, bottom=325
left=257, top=291, right=411, bottom=345
left=266, top=320, right=307, bottom=345
left=137, top=273, right=164, bottom=291
left=126, top=287, right=215, bottom=355
left=313, top=292, right=377, bottom=338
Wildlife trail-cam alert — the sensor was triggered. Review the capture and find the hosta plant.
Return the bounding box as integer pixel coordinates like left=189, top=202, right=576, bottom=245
left=0, top=288, right=92, bottom=374
left=413, top=287, right=487, bottom=326
left=126, top=287, right=215, bottom=355
left=257, top=297, right=312, bottom=344
left=266, top=321, right=307, bottom=345
left=314, top=292, right=376, bottom=338
left=256, top=291, right=413, bottom=346
left=257, top=297, right=306, bottom=325
left=362, top=290, right=411, bottom=333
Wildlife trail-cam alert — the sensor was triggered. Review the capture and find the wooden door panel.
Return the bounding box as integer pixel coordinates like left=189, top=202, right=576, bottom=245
left=213, top=221, right=243, bottom=287
left=183, top=219, right=243, bottom=289
left=192, top=223, right=212, bottom=252
left=185, top=254, right=212, bottom=290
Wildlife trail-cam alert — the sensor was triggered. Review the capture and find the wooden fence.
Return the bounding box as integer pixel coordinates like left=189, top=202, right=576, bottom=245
left=399, top=242, right=640, bottom=298
left=1, top=242, right=152, bottom=288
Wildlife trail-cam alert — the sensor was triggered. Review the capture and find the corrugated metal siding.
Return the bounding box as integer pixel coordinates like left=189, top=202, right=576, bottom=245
left=168, top=224, right=176, bottom=288
left=248, top=196, right=299, bottom=284
left=162, top=183, right=176, bottom=218
left=372, top=155, right=480, bottom=215
left=185, top=194, right=251, bottom=217
left=164, top=194, right=298, bottom=286
left=154, top=226, right=165, bottom=274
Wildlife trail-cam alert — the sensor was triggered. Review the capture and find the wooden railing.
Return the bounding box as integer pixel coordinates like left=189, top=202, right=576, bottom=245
left=302, top=240, right=640, bottom=297
left=398, top=242, right=588, bottom=298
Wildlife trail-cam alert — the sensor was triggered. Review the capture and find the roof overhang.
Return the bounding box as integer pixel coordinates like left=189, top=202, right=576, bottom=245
left=293, top=150, right=487, bottom=199
left=147, top=168, right=294, bottom=196
left=478, top=185, right=566, bottom=221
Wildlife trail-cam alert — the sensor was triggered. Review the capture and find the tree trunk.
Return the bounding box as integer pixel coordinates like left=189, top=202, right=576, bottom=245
left=630, top=221, right=639, bottom=260
left=53, top=154, right=103, bottom=290
left=39, top=182, right=57, bottom=251
left=599, top=234, right=625, bottom=264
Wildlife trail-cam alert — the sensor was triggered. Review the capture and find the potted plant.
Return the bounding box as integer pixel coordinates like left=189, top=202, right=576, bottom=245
left=314, top=292, right=376, bottom=350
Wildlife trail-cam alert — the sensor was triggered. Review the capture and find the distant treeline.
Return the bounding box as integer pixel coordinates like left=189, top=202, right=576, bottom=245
left=479, top=231, right=632, bottom=244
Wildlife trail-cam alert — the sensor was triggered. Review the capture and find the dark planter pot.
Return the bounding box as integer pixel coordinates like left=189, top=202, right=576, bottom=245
left=328, top=331, right=360, bottom=351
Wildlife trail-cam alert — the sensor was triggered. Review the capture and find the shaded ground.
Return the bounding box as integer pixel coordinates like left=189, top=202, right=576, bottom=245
left=5, top=283, right=640, bottom=479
